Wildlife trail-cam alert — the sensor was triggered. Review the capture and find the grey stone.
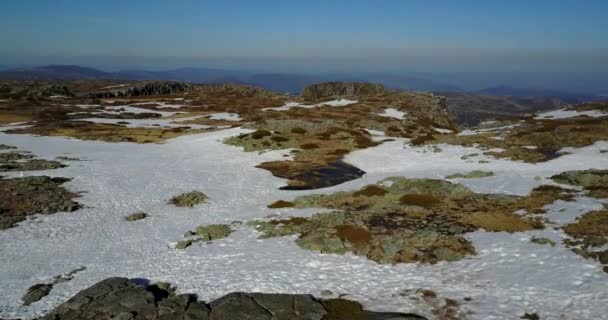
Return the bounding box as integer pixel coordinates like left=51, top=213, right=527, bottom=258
left=22, top=283, right=53, bottom=306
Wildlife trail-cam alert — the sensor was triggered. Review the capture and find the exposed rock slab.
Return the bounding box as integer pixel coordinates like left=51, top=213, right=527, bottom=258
left=37, top=278, right=426, bottom=320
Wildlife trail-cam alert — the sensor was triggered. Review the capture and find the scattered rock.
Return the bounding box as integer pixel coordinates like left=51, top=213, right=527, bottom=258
left=0, top=144, right=17, bottom=150
left=521, top=313, right=540, bottom=320
left=0, top=150, right=66, bottom=172
left=177, top=224, right=233, bottom=249
left=551, top=169, right=608, bottom=199
left=268, top=200, right=295, bottom=208
left=530, top=237, right=556, bottom=246
left=126, top=212, right=148, bottom=221
left=21, top=267, right=86, bottom=306
left=169, top=191, right=208, bottom=207
left=445, top=170, right=495, bottom=179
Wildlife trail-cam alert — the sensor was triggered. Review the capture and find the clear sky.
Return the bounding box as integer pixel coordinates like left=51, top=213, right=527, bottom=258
left=1, top=0, right=607, bottom=74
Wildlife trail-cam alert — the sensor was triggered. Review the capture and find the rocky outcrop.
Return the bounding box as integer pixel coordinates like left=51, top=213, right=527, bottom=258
left=0, top=176, right=81, bottom=230
left=301, top=82, right=386, bottom=102
left=85, top=81, right=192, bottom=98
left=0, top=81, right=72, bottom=100
left=169, top=191, right=208, bottom=207
left=38, top=277, right=426, bottom=320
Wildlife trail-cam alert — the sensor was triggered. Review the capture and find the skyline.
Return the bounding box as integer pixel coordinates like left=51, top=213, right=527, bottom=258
left=1, top=0, right=608, bottom=93
left=1, top=0, right=607, bottom=70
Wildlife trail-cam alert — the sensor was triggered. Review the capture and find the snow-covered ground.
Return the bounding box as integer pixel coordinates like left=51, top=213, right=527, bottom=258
left=378, top=108, right=407, bottom=120
left=206, top=112, right=242, bottom=121
left=0, top=130, right=607, bottom=319
left=535, top=108, right=607, bottom=119
left=263, top=99, right=358, bottom=111
left=76, top=117, right=212, bottom=129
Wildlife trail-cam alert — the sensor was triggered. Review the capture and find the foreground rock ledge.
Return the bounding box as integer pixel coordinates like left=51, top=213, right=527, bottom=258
left=36, top=277, right=426, bottom=320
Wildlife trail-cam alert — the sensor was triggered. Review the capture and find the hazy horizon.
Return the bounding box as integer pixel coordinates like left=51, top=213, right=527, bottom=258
left=2, top=0, right=607, bottom=92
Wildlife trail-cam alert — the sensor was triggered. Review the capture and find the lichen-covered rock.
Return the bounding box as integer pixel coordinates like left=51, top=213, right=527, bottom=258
left=169, top=191, right=208, bottom=207
left=175, top=240, right=192, bottom=250
left=251, top=177, right=572, bottom=264
left=194, top=224, right=232, bottom=241
left=445, top=170, right=495, bottom=179
left=551, top=169, right=608, bottom=198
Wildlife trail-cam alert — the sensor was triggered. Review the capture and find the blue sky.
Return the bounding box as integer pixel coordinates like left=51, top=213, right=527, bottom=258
left=1, top=0, right=607, bottom=73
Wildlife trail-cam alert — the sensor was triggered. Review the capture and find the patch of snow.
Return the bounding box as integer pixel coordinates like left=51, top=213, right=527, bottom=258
left=365, top=129, right=386, bottom=137
left=458, top=123, right=521, bottom=136
left=207, top=112, right=242, bottom=121
left=100, top=84, right=129, bottom=90
left=263, top=99, right=358, bottom=111
left=77, top=117, right=211, bottom=130
left=378, top=108, right=407, bottom=120
left=105, top=105, right=182, bottom=117
left=0, top=131, right=607, bottom=319
left=433, top=127, right=453, bottom=134
left=535, top=108, right=607, bottom=119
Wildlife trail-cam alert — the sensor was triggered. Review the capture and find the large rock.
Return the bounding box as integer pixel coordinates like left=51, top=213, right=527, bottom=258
left=37, top=278, right=427, bottom=320
left=209, top=292, right=326, bottom=320
left=22, top=283, right=53, bottom=306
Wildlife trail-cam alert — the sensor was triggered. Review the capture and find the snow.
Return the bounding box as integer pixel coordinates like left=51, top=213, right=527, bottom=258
left=0, top=130, right=607, bottom=319
left=378, top=108, right=407, bottom=120
left=535, top=108, right=607, bottom=119
left=100, top=84, right=129, bottom=90
left=105, top=105, right=183, bottom=116
left=206, top=112, right=242, bottom=121
left=77, top=117, right=211, bottom=129
left=263, top=99, right=358, bottom=111
left=459, top=123, right=522, bottom=136
left=433, top=127, right=453, bottom=134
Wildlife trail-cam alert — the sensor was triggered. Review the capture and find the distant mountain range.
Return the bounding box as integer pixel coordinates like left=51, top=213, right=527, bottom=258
left=0, top=65, right=604, bottom=105
left=0, top=65, right=460, bottom=93
left=474, top=85, right=600, bottom=104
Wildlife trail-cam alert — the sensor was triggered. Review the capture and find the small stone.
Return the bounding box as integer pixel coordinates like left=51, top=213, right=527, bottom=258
left=22, top=283, right=53, bottom=306
left=169, top=191, right=208, bottom=207
left=321, top=290, right=333, bottom=296
left=175, top=240, right=192, bottom=250
left=125, top=212, right=147, bottom=221
left=530, top=237, right=556, bottom=246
